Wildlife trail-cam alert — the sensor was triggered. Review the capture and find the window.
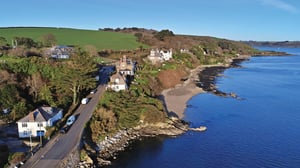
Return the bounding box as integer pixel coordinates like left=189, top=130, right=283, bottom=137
left=24, top=130, right=32, bottom=136
left=37, top=123, right=43, bottom=127
left=22, top=123, right=27, bottom=127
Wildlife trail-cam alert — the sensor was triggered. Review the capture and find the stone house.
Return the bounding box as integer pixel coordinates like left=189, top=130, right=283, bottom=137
left=115, top=55, right=135, bottom=76
left=106, top=72, right=128, bottom=92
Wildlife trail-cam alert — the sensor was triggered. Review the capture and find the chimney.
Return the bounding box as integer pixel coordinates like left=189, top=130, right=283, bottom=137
left=123, top=55, right=126, bottom=62
left=28, top=112, right=35, bottom=122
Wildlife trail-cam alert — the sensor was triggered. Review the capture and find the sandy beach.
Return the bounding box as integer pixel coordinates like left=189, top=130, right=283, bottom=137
left=161, top=66, right=205, bottom=119
left=161, top=56, right=250, bottom=119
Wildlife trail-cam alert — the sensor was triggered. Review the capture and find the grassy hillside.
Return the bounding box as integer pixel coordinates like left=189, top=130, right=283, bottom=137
left=0, top=27, right=147, bottom=50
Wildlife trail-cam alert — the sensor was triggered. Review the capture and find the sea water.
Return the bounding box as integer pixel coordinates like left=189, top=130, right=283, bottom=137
left=110, top=47, right=300, bottom=168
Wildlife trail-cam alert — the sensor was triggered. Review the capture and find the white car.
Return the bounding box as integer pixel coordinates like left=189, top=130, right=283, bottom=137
left=81, top=98, right=89, bottom=104
left=66, top=115, right=75, bottom=126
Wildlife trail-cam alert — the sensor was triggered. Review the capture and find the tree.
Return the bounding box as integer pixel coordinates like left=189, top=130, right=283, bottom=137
left=8, top=46, right=27, bottom=57
left=52, top=49, right=97, bottom=105
left=134, top=33, right=143, bottom=42
left=0, top=37, right=9, bottom=56
left=13, top=37, right=37, bottom=48
left=11, top=100, right=27, bottom=121
left=41, top=33, right=57, bottom=47
left=38, top=84, right=56, bottom=106
left=154, top=29, right=175, bottom=41
left=0, top=84, right=18, bottom=109
left=0, top=37, right=7, bottom=47
left=26, top=71, right=44, bottom=102
left=83, top=45, right=98, bottom=57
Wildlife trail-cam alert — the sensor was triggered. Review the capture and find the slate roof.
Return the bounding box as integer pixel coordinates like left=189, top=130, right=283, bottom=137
left=18, top=107, right=62, bottom=123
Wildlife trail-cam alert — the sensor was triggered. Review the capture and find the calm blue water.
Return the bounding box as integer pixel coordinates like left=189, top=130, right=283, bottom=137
left=111, top=47, right=300, bottom=168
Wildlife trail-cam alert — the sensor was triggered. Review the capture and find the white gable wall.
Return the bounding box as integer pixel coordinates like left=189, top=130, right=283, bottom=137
left=17, top=121, right=47, bottom=138
left=148, top=49, right=172, bottom=63
left=112, top=84, right=127, bottom=92
left=17, top=110, right=63, bottom=138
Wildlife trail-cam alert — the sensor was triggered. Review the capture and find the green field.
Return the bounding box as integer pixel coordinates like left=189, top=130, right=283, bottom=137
left=0, top=27, right=147, bottom=50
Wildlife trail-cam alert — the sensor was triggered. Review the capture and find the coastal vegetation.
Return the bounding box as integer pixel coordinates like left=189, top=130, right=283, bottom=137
left=0, top=26, right=267, bottom=166
left=0, top=48, right=97, bottom=122
left=88, top=31, right=260, bottom=143
left=0, top=26, right=261, bottom=132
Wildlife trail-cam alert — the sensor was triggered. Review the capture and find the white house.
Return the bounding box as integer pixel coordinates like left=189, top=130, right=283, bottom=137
left=50, top=45, right=73, bottom=59
left=160, top=49, right=172, bottom=61
left=180, top=48, right=189, bottom=53
left=106, top=72, right=128, bottom=92
left=148, top=48, right=172, bottom=64
left=17, top=107, right=63, bottom=138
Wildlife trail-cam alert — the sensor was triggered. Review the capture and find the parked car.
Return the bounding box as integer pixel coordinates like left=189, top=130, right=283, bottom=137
left=2, top=108, right=11, bottom=114
left=60, top=125, right=70, bottom=134
left=81, top=98, right=89, bottom=104
left=14, top=161, right=24, bottom=168
left=66, top=115, right=76, bottom=126
left=90, top=89, right=97, bottom=94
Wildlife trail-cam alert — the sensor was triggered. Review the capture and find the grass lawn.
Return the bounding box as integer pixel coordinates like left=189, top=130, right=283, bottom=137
left=0, top=27, right=147, bottom=50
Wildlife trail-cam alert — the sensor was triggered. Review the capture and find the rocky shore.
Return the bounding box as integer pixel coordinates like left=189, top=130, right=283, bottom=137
left=80, top=118, right=189, bottom=167
left=80, top=56, right=251, bottom=167
left=197, top=57, right=249, bottom=98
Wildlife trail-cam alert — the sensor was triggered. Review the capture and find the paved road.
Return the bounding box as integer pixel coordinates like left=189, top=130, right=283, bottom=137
left=23, top=69, right=109, bottom=168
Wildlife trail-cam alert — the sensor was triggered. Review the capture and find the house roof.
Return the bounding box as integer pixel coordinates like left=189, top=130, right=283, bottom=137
left=116, top=55, right=134, bottom=71
left=110, top=72, right=126, bottom=84
left=17, top=107, right=62, bottom=123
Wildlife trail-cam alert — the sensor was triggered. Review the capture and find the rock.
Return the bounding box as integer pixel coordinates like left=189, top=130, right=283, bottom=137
left=85, top=156, right=93, bottom=165
left=189, top=126, right=207, bottom=132
left=96, top=120, right=189, bottom=166
left=230, top=92, right=237, bottom=98
left=98, top=158, right=111, bottom=166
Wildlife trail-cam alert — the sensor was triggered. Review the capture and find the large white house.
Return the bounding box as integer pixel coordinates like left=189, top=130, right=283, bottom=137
left=17, top=107, right=63, bottom=138
left=148, top=48, right=172, bottom=64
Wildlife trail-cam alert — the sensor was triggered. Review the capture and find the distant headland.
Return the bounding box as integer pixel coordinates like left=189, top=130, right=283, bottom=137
left=243, top=41, right=300, bottom=48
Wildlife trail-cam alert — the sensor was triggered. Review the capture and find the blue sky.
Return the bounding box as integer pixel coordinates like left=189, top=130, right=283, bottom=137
left=1, top=0, right=299, bottom=41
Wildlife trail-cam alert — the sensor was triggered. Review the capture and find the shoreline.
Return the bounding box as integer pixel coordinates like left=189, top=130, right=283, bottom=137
left=85, top=55, right=251, bottom=167
left=161, top=55, right=250, bottom=119
left=161, top=66, right=205, bottom=119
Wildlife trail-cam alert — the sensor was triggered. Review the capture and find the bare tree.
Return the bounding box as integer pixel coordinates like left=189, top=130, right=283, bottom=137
left=41, top=33, right=57, bottom=47
left=83, top=45, right=98, bottom=57
left=26, top=72, right=44, bottom=102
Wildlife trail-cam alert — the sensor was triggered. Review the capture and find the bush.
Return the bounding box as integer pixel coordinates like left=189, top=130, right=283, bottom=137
left=8, top=152, right=25, bottom=165
left=154, top=29, right=174, bottom=41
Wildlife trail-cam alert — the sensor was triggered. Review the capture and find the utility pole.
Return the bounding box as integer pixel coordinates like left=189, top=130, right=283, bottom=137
left=28, top=130, right=33, bottom=155
left=39, top=122, right=43, bottom=146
